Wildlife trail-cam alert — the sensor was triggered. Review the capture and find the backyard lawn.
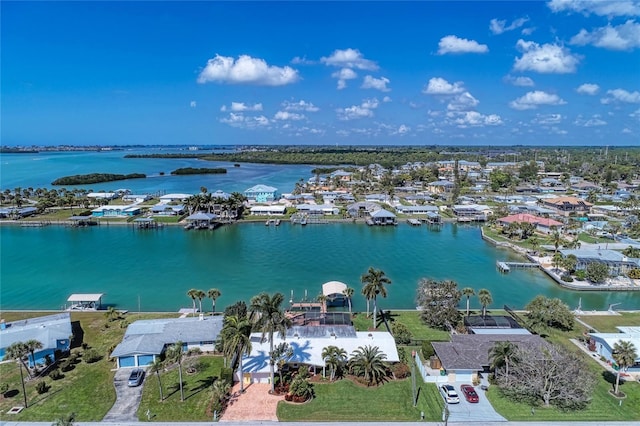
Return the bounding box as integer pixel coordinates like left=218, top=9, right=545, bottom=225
left=277, top=374, right=444, bottom=422
left=351, top=310, right=450, bottom=341
left=576, top=312, right=640, bottom=332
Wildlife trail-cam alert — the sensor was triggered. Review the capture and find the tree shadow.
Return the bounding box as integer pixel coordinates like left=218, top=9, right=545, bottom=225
left=165, top=381, right=186, bottom=399
left=184, top=375, right=216, bottom=401
left=70, top=321, right=84, bottom=349
left=3, top=389, right=19, bottom=398
left=602, top=371, right=625, bottom=388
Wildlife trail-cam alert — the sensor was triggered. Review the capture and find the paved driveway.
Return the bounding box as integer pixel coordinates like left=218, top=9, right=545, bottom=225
left=102, top=369, right=145, bottom=422
left=442, top=384, right=506, bottom=423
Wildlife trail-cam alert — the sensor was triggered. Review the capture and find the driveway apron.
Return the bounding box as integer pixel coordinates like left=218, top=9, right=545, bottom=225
left=103, top=369, right=145, bottom=422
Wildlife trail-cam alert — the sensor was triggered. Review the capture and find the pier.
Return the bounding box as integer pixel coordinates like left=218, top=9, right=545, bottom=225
left=406, top=218, right=421, bottom=226
left=497, top=261, right=540, bottom=273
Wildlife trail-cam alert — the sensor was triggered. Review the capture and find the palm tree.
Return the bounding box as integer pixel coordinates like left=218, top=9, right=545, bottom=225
left=187, top=288, right=199, bottom=316
left=195, top=289, right=206, bottom=314
left=167, top=341, right=185, bottom=401
left=316, top=294, right=328, bottom=311
left=148, top=358, right=165, bottom=401
left=478, top=288, right=492, bottom=318
left=348, top=345, right=388, bottom=386
left=208, top=288, right=222, bottom=314
left=552, top=252, right=564, bottom=273
left=322, top=345, right=347, bottom=381
left=551, top=230, right=563, bottom=253
left=25, top=339, right=43, bottom=369
left=52, top=412, right=76, bottom=426
left=221, top=315, right=253, bottom=393
left=342, top=287, right=355, bottom=314
left=488, top=341, right=518, bottom=381
left=462, top=287, right=475, bottom=316
left=4, top=342, right=29, bottom=407
left=528, top=235, right=540, bottom=254
left=271, top=342, right=293, bottom=388
left=612, top=340, right=638, bottom=396
left=249, top=292, right=291, bottom=393
left=104, top=306, right=118, bottom=322
left=360, top=267, right=392, bottom=330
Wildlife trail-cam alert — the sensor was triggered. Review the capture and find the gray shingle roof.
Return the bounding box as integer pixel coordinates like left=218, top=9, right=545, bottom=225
left=110, top=316, right=223, bottom=358
left=432, top=334, right=548, bottom=371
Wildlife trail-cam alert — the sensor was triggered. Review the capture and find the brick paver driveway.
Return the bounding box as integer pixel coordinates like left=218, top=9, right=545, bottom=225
left=221, top=383, right=284, bottom=422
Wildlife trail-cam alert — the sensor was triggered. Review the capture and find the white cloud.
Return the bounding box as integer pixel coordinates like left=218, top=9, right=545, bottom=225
left=574, top=114, right=607, bottom=126
left=447, top=92, right=480, bottom=111
left=547, top=0, right=640, bottom=17
left=521, top=27, right=536, bottom=35
left=274, top=111, right=305, bottom=121
left=227, top=102, right=263, bottom=112
left=509, top=90, right=568, bottom=110
left=190, top=101, right=197, bottom=108
left=395, top=124, right=410, bottom=135
left=533, top=113, right=564, bottom=124
left=382, top=96, right=392, bottom=103
left=291, top=56, right=315, bottom=65
left=622, top=127, right=633, bottom=133
left=198, top=54, right=299, bottom=86
left=336, top=98, right=380, bottom=121
left=331, top=68, right=357, bottom=90
left=504, top=75, right=535, bottom=86
left=281, top=100, right=319, bottom=112
left=437, top=35, right=489, bottom=54
left=321, top=48, right=379, bottom=70
left=513, top=40, right=581, bottom=73
left=631, top=108, right=640, bottom=118
left=490, top=17, right=529, bottom=35
left=601, top=88, right=640, bottom=104
left=361, top=75, right=391, bottom=92
left=219, top=113, right=270, bottom=128
left=570, top=20, right=640, bottom=50
left=423, top=77, right=465, bottom=95
left=576, top=83, right=600, bottom=95
left=448, top=111, right=503, bottom=127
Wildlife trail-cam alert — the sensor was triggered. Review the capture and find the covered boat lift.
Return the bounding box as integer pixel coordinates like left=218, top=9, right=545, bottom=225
left=66, top=293, right=104, bottom=311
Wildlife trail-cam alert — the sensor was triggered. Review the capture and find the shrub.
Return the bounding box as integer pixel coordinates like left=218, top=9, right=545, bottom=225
left=83, top=349, right=102, bottom=364
left=561, top=274, right=574, bottom=282
left=421, top=341, right=435, bottom=359
left=60, top=360, right=74, bottom=372
left=36, top=381, right=48, bottom=394
left=49, top=369, right=64, bottom=380
left=81, top=343, right=89, bottom=350
left=0, top=383, right=9, bottom=396
left=390, top=362, right=411, bottom=379
left=391, top=322, right=412, bottom=345
left=220, top=367, right=234, bottom=385
left=628, top=268, right=640, bottom=279
left=575, top=270, right=587, bottom=281
left=186, top=347, right=202, bottom=356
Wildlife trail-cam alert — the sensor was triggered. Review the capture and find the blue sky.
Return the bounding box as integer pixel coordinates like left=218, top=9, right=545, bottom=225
left=2, top=1, right=639, bottom=146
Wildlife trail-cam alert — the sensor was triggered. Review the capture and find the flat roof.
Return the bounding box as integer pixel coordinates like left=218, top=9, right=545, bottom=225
left=67, top=293, right=104, bottom=302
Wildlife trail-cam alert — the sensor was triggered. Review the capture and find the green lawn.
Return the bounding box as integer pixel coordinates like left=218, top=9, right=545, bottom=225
left=0, top=311, right=177, bottom=422
left=138, top=355, right=224, bottom=421
left=277, top=375, right=444, bottom=422
left=576, top=312, right=640, bottom=332
left=351, top=310, right=450, bottom=341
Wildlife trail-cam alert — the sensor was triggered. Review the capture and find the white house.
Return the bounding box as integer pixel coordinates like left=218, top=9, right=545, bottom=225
left=589, top=327, right=640, bottom=372
left=250, top=205, right=287, bottom=216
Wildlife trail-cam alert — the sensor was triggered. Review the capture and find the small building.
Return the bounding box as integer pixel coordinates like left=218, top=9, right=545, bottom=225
left=159, top=193, right=192, bottom=203
left=395, top=205, right=439, bottom=215
left=66, top=293, right=104, bottom=311
left=185, top=212, right=219, bottom=228
left=87, top=192, right=118, bottom=200
left=91, top=205, right=141, bottom=217
left=427, top=180, right=454, bottom=194
left=250, top=205, right=287, bottom=216
left=123, top=194, right=152, bottom=203
left=245, top=185, right=278, bottom=203
left=322, top=281, right=348, bottom=307
left=541, top=196, right=592, bottom=216
left=0, top=313, right=72, bottom=367
left=110, top=316, right=224, bottom=369
left=559, top=249, right=640, bottom=277
left=370, top=208, right=397, bottom=225
left=0, top=207, right=38, bottom=219
left=452, top=204, right=492, bottom=221
left=151, top=204, right=185, bottom=216
left=588, top=327, right=640, bottom=371
left=295, top=204, right=340, bottom=215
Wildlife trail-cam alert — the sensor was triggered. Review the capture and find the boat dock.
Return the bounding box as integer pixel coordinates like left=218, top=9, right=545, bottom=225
left=407, top=219, right=422, bottom=226
left=497, top=261, right=540, bottom=273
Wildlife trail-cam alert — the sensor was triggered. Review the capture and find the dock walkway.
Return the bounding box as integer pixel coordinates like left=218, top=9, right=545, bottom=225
left=497, top=261, right=540, bottom=273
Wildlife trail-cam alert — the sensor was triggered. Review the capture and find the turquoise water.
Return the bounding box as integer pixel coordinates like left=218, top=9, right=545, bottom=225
left=0, top=149, right=313, bottom=194
left=2, top=223, right=638, bottom=312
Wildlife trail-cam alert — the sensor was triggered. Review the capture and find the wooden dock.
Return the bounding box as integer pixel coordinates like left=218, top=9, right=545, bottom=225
left=407, top=219, right=421, bottom=226
left=497, top=261, right=540, bottom=273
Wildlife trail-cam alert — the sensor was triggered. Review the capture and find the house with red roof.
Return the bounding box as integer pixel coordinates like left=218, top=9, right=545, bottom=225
left=498, top=213, right=563, bottom=234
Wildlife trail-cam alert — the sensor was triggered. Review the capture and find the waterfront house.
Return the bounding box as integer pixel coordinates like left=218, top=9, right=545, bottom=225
left=559, top=249, right=640, bottom=277
left=122, top=194, right=152, bottom=203
left=295, top=204, right=340, bottom=215
left=395, top=205, right=439, bottom=215
left=250, top=205, right=287, bottom=216
left=452, top=204, right=492, bottom=221
left=239, top=324, right=399, bottom=384
left=87, top=192, right=118, bottom=200
left=91, top=205, right=141, bottom=217
left=185, top=212, right=219, bottom=228
left=159, top=193, right=192, bottom=203
left=370, top=208, right=397, bottom=225
left=346, top=202, right=380, bottom=218
left=151, top=204, right=185, bottom=216
left=498, top=213, right=563, bottom=234
left=110, top=316, right=223, bottom=369
left=0, top=313, right=72, bottom=367
left=541, top=196, right=592, bottom=216
left=0, top=206, right=38, bottom=219
left=588, top=327, right=640, bottom=372
left=245, top=184, right=278, bottom=203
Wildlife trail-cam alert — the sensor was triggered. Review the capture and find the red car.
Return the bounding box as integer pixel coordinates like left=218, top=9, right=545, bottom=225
left=460, top=384, right=479, bottom=403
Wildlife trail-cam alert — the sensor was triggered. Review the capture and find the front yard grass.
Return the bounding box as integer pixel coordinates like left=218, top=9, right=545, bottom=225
left=276, top=374, right=443, bottom=422
left=576, top=312, right=640, bottom=332
left=138, top=355, right=224, bottom=421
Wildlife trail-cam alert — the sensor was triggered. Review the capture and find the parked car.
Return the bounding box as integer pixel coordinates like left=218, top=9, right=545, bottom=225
left=460, top=384, right=479, bottom=403
left=127, top=369, right=145, bottom=387
left=440, top=384, right=460, bottom=404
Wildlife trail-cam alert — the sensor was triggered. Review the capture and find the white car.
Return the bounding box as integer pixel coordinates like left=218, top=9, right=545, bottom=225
left=440, top=384, right=460, bottom=404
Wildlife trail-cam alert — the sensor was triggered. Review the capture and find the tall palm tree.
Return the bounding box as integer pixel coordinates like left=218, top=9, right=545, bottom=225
left=148, top=358, right=165, bottom=401
left=195, top=289, right=206, bottom=314
left=249, top=292, right=291, bottom=393
left=342, top=287, right=355, bottom=314
left=489, top=341, right=518, bottom=381
left=208, top=288, right=222, bottom=314
left=187, top=288, right=199, bottom=316
left=551, top=230, right=563, bottom=253
left=221, top=315, right=253, bottom=393
left=360, top=267, right=392, bottom=330
left=25, top=339, right=43, bottom=369
left=478, top=288, right=492, bottom=318
left=528, top=235, right=540, bottom=255
left=4, top=342, right=29, bottom=407
left=322, top=345, right=347, bottom=381
left=348, top=345, right=388, bottom=386
left=462, top=287, right=475, bottom=316
left=167, top=341, right=185, bottom=401
left=612, top=340, right=638, bottom=396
